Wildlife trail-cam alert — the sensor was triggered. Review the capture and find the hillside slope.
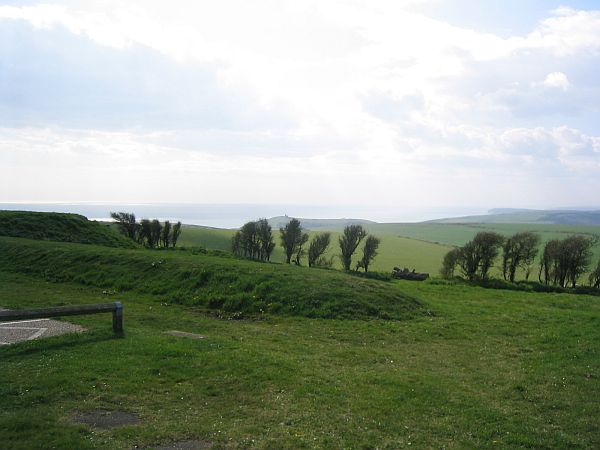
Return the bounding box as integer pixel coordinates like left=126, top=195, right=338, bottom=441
left=0, top=210, right=137, bottom=248
left=428, top=209, right=600, bottom=225
left=0, top=237, right=423, bottom=320
left=268, top=216, right=376, bottom=230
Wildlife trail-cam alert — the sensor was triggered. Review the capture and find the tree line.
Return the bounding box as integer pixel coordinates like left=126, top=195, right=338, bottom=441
left=111, top=212, right=182, bottom=249
left=441, top=231, right=600, bottom=288
left=232, top=218, right=380, bottom=271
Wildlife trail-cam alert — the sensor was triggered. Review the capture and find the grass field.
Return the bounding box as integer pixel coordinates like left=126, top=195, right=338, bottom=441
left=0, top=237, right=422, bottom=321
left=2, top=212, right=599, bottom=448
left=368, top=222, right=600, bottom=248
left=1, top=267, right=599, bottom=448
left=178, top=221, right=600, bottom=280
left=179, top=225, right=452, bottom=275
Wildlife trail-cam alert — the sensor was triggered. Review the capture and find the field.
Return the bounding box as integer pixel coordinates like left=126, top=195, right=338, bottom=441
left=1, top=213, right=600, bottom=449
left=1, top=255, right=599, bottom=448
left=179, top=225, right=452, bottom=275
left=179, top=221, right=600, bottom=280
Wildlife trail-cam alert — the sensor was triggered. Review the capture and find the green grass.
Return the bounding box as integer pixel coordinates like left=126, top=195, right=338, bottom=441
left=178, top=221, right=600, bottom=279
left=0, top=237, right=422, bottom=321
left=0, top=210, right=136, bottom=248
left=1, top=270, right=599, bottom=449
left=179, top=225, right=452, bottom=275
left=367, top=222, right=600, bottom=247
left=428, top=209, right=600, bottom=225
left=178, top=225, right=236, bottom=251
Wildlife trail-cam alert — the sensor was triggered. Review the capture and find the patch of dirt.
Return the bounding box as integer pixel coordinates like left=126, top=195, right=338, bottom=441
left=165, top=330, right=206, bottom=340
left=144, top=440, right=213, bottom=449
left=72, top=409, right=140, bottom=429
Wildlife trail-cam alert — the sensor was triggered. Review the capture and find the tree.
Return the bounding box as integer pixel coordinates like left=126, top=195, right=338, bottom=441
left=171, top=221, right=182, bottom=248
left=562, top=235, right=595, bottom=287
left=232, top=219, right=275, bottom=262
left=539, top=235, right=596, bottom=287
left=239, top=221, right=260, bottom=259
left=589, top=259, right=600, bottom=289
left=308, top=232, right=331, bottom=267
left=292, top=232, right=309, bottom=266
left=280, top=218, right=307, bottom=264
left=458, top=241, right=479, bottom=281
left=502, top=232, right=540, bottom=282
left=539, top=239, right=561, bottom=285
left=232, top=231, right=242, bottom=256
left=440, top=248, right=461, bottom=279
left=519, top=233, right=540, bottom=281
left=110, top=212, right=182, bottom=249
left=357, top=235, right=380, bottom=272
left=456, top=232, right=504, bottom=281
left=110, top=211, right=138, bottom=240
left=139, top=219, right=152, bottom=247
left=150, top=219, right=162, bottom=249
left=339, top=225, right=367, bottom=271
left=161, top=220, right=172, bottom=248
left=256, top=218, right=275, bottom=261
left=474, top=232, right=505, bottom=280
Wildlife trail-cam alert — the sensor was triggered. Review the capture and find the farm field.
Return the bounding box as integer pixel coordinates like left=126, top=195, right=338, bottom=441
left=367, top=222, right=600, bottom=248
left=180, top=225, right=452, bottom=275
left=1, top=253, right=600, bottom=448
left=178, top=221, right=600, bottom=279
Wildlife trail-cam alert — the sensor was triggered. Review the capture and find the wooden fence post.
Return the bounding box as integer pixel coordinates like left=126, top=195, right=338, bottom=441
left=112, top=302, right=123, bottom=334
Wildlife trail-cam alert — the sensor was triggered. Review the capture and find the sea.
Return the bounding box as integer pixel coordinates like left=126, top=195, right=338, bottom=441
left=0, top=203, right=489, bottom=229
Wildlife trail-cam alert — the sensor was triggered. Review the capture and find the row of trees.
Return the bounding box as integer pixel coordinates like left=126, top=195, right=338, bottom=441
left=231, top=218, right=276, bottom=261
left=538, top=235, right=597, bottom=287
left=111, top=212, right=182, bottom=249
left=232, top=219, right=380, bottom=271
left=441, top=231, right=599, bottom=288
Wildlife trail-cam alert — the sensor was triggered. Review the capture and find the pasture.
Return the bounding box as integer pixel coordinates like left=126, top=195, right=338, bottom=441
left=1, top=213, right=599, bottom=448
left=178, top=221, right=600, bottom=279
left=1, top=264, right=599, bottom=448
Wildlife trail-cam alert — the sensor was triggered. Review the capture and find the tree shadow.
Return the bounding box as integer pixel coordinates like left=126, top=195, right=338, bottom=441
left=0, top=330, right=124, bottom=359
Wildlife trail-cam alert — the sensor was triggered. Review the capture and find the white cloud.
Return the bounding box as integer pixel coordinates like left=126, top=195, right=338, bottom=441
left=542, top=72, right=571, bottom=90
left=524, top=7, right=600, bottom=56
left=1, top=2, right=600, bottom=208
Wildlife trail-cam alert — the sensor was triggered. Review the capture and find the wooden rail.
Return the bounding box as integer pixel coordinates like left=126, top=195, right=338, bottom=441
left=0, top=302, right=123, bottom=333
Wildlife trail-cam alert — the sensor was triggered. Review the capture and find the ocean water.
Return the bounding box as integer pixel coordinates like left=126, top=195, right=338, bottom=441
left=0, top=203, right=489, bottom=229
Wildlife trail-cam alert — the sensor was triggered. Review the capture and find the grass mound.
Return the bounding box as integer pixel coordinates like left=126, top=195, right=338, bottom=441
left=0, top=210, right=136, bottom=248
left=0, top=237, right=423, bottom=320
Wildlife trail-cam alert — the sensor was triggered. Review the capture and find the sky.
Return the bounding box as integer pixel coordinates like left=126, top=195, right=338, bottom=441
left=1, top=0, right=599, bottom=214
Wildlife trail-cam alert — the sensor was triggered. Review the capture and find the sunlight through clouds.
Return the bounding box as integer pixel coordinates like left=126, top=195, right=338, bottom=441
left=1, top=1, right=599, bottom=207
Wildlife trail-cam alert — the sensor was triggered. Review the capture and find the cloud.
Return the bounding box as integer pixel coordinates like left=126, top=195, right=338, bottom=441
left=542, top=72, right=571, bottom=90
left=0, top=20, right=297, bottom=131
left=524, top=7, right=600, bottom=56
left=1, top=2, right=600, bottom=208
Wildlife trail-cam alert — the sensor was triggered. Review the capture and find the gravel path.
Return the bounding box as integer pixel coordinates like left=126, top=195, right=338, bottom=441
left=0, top=309, right=85, bottom=345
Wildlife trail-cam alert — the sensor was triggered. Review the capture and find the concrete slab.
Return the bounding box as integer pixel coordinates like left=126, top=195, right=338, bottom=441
left=0, top=309, right=85, bottom=345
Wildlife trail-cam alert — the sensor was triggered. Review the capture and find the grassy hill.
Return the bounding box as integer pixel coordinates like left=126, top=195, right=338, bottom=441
left=429, top=208, right=600, bottom=225
left=177, top=221, right=600, bottom=281
left=1, top=270, right=599, bottom=448
left=0, top=210, right=137, bottom=248
left=2, top=211, right=600, bottom=448
left=267, top=216, right=376, bottom=230
left=179, top=223, right=452, bottom=275
left=0, top=237, right=422, bottom=321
